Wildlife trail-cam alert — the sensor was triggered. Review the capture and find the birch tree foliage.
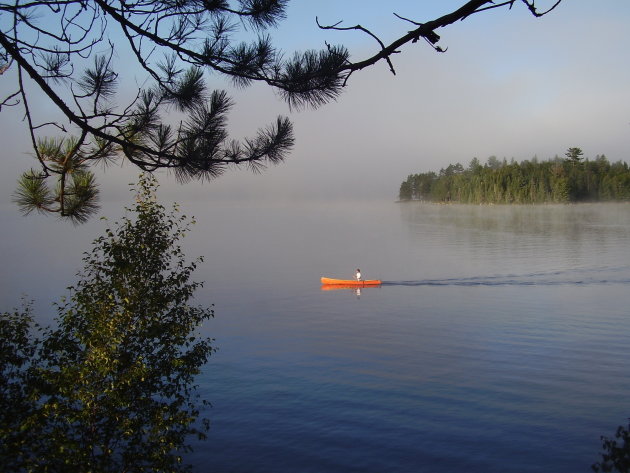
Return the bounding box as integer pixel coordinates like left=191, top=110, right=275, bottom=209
left=0, top=174, right=214, bottom=472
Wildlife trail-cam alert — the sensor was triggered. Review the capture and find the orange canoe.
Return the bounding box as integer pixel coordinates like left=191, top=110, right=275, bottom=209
left=321, top=284, right=380, bottom=291
left=321, top=277, right=382, bottom=286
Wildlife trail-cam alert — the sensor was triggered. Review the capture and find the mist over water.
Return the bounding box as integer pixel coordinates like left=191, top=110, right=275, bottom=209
left=181, top=201, right=630, bottom=473
left=2, top=199, right=628, bottom=472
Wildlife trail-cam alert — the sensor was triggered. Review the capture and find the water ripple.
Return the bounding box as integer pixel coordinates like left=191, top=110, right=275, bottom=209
left=382, top=266, right=630, bottom=287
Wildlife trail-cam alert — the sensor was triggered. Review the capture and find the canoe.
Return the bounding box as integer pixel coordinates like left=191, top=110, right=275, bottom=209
left=321, top=284, right=379, bottom=291
left=321, top=277, right=382, bottom=286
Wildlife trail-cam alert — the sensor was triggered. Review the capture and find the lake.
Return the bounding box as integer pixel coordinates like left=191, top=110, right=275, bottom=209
left=2, top=199, right=629, bottom=472
left=182, top=201, right=630, bottom=473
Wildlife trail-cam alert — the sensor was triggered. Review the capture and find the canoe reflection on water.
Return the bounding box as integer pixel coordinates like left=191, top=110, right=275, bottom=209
left=320, top=283, right=382, bottom=291
left=320, top=277, right=381, bottom=286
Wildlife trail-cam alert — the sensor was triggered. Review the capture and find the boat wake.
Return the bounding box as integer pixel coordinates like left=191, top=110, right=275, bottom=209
left=381, top=266, right=630, bottom=287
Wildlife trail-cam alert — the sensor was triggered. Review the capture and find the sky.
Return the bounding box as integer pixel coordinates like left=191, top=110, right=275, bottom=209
left=2, top=1, right=630, bottom=205
left=183, top=0, right=630, bottom=202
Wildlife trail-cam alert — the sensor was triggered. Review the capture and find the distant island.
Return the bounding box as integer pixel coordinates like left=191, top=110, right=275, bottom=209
left=399, top=148, right=630, bottom=204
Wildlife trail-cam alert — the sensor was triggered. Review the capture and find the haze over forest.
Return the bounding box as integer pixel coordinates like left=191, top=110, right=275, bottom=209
left=1, top=1, right=630, bottom=205
left=399, top=151, right=630, bottom=204
left=2, top=3, right=630, bottom=471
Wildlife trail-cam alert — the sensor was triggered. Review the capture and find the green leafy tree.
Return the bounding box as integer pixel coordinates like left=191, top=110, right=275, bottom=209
left=468, top=157, right=483, bottom=174
left=399, top=179, right=412, bottom=201
left=566, top=146, right=584, bottom=164
left=0, top=303, right=41, bottom=473
left=486, top=155, right=503, bottom=170
left=1, top=1, right=563, bottom=221
left=0, top=174, right=214, bottom=472
left=593, top=421, right=630, bottom=473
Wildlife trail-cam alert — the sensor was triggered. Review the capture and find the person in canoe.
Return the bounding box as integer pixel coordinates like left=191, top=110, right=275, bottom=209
left=356, top=269, right=362, bottom=281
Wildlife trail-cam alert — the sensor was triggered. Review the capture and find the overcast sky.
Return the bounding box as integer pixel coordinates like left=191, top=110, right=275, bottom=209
left=2, top=0, right=629, bottom=205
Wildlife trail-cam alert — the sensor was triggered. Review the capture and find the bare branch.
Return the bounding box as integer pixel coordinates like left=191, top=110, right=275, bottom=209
left=316, top=16, right=397, bottom=75
left=0, top=89, right=21, bottom=110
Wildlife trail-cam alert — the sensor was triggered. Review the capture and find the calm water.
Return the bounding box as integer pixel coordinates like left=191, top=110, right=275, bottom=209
left=2, top=200, right=629, bottom=472
left=183, top=201, right=630, bottom=473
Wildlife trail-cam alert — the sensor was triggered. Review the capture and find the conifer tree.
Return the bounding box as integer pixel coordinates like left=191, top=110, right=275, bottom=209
left=2, top=1, right=563, bottom=221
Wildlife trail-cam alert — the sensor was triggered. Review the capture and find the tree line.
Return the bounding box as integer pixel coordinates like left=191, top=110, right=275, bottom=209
left=399, top=148, right=630, bottom=204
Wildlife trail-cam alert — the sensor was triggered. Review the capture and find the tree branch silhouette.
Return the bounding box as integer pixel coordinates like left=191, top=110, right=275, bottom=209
left=2, top=0, right=563, bottom=221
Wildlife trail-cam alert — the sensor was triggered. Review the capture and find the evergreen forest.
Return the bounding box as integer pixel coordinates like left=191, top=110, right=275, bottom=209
left=399, top=148, right=630, bottom=204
